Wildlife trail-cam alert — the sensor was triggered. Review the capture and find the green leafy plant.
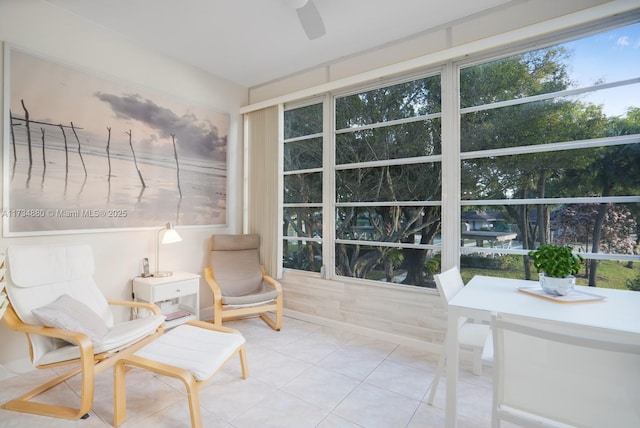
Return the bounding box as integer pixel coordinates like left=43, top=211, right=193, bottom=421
left=424, top=253, right=441, bottom=274
left=528, top=244, right=584, bottom=278
left=626, top=275, right=640, bottom=292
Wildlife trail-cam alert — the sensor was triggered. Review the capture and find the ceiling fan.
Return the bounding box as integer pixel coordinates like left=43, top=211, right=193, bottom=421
left=284, top=0, right=326, bottom=40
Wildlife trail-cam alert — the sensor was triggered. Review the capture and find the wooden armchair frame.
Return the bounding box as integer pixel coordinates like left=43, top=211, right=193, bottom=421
left=1, top=299, right=163, bottom=420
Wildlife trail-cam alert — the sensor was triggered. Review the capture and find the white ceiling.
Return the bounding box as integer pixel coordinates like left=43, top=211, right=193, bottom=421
left=44, top=0, right=513, bottom=88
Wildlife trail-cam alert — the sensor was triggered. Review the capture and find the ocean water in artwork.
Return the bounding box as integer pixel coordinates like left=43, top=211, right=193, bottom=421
left=6, top=137, right=226, bottom=233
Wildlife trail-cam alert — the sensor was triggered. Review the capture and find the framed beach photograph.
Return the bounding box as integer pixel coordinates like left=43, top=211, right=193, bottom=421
left=3, top=47, right=228, bottom=236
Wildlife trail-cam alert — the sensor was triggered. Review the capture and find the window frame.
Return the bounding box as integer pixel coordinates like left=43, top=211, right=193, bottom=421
left=454, top=23, right=640, bottom=264
left=280, top=16, right=640, bottom=286
left=330, top=71, right=444, bottom=284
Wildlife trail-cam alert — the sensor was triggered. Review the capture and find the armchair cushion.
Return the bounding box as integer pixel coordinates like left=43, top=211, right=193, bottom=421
left=7, top=244, right=113, bottom=328
left=210, top=250, right=263, bottom=297
left=209, top=235, right=265, bottom=297
left=134, top=324, right=246, bottom=381
left=9, top=244, right=94, bottom=288
left=36, top=314, right=166, bottom=366
left=32, top=294, right=108, bottom=343
left=222, top=287, right=280, bottom=306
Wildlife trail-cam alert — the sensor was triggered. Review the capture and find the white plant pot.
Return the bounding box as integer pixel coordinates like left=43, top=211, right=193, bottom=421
left=539, top=273, right=575, bottom=296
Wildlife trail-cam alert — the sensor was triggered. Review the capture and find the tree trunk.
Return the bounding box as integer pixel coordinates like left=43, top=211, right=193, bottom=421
left=536, top=172, right=549, bottom=244
left=588, top=203, right=608, bottom=287
left=402, top=248, right=428, bottom=285
left=588, top=184, right=612, bottom=287
left=402, top=218, right=440, bottom=287
left=507, top=196, right=533, bottom=279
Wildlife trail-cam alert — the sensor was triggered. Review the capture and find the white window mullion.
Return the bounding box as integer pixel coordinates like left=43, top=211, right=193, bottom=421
left=335, top=111, right=442, bottom=134
left=324, top=94, right=335, bottom=279
left=461, top=134, right=640, bottom=159
left=461, top=196, right=640, bottom=206
left=334, top=154, right=442, bottom=170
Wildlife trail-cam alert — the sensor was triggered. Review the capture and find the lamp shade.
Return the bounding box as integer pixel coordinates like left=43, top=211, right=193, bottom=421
left=155, top=222, right=182, bottom=277
left=160, top=223, right=182, bottom=244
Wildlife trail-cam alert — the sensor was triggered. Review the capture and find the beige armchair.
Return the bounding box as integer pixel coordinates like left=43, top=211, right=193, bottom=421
left=1, top=244, right=165, bottom=420
left=205, top=234, right=282, bottom=330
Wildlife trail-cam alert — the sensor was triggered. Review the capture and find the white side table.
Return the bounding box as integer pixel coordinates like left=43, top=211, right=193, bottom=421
left=132, top=271, right=200, bottom=329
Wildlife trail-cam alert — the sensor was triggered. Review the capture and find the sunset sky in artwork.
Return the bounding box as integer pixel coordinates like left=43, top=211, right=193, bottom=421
left=9, top=49, right=229, bottom=162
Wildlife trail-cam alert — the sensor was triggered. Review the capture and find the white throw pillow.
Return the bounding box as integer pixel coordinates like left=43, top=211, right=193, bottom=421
left=32, top=294, right=108, bottom=343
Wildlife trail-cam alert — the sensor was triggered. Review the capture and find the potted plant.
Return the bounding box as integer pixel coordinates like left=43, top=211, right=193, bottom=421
left=528, top=244, right=584, bottom=296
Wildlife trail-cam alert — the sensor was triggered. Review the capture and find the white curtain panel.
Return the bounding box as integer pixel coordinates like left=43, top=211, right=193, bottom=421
left=245, top=106, right=279, bottom=277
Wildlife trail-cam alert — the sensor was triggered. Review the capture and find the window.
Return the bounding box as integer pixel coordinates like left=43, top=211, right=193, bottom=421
left=459, top=22, right=640, bottom=288
left=282, top=102, right=323, bottom=273
left=333, top=75, right=442, bottom=287
left=281, top=20, right=640, bottom=289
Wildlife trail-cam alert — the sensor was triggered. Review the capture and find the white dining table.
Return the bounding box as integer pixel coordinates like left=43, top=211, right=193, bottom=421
left=444, top=275, right=640, bottom=428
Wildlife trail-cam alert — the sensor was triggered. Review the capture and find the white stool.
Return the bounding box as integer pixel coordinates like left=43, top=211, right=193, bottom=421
left=114, top=321, right=248, bottom=428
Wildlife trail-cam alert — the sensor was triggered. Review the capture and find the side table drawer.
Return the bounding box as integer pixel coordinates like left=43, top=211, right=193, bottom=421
left=153, top=279, right=198, bottom=302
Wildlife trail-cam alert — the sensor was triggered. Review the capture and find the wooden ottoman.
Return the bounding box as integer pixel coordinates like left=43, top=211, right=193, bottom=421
left=113, top=320, right=248, bottom=428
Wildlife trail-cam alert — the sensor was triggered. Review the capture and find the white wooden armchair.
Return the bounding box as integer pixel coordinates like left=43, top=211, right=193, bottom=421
left=1, top=244, right=166, bottom=420
left=205, top=234, right=282, bottom=330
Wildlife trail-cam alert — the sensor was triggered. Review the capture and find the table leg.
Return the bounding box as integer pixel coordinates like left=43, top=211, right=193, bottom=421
left=445, top=307, right=460, bottom=428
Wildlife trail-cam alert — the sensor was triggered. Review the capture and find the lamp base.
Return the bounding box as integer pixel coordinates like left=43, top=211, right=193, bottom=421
left=154, top=271, right=173, bottom=277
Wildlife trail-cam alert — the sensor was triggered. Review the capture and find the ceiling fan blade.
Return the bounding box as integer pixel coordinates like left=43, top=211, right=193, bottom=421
left=296, top=0, right=326, bottom=40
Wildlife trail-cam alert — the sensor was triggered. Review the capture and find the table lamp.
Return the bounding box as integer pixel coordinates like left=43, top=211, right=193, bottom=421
left=155, top=222, right=182, bottom=277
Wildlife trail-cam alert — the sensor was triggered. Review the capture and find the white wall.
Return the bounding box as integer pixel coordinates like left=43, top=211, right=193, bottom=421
left=248, top=0, right=622, bottom=104
left=0, top=0, right=248, bottom=369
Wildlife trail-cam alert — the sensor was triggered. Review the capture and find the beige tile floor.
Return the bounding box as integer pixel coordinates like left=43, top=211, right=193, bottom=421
left=0, top=316, right=494, bottom=427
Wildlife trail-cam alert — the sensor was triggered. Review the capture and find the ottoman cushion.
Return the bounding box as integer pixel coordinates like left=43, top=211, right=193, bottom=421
left=134, top=324, right=246, bottom=381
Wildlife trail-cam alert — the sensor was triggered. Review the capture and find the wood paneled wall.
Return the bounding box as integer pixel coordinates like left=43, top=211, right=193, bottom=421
left=280, top=271, right=446, bottom=351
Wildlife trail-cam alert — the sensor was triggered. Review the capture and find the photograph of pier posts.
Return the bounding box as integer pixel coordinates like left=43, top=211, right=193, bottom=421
left=5, top=48, right=228, bottom=235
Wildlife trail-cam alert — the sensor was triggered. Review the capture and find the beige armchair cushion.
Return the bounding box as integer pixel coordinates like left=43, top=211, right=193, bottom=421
left=209, top=249, right=263, bottom=297
left=209, top=234, right=278, bottom=305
